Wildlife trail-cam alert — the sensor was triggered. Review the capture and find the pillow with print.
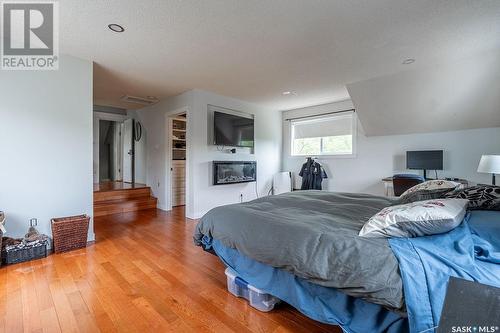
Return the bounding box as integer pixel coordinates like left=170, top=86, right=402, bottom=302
left=445, top=185, right=500, bottom=211
left=359, top=198, right=468, bottom=238
left=399, top=180, right=460, bottom=204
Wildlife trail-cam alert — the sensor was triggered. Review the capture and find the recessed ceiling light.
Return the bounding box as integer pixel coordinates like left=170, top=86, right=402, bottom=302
left=108, top=24, right=125, bottom=33
left=402, top=58, right=415, bottom=65
left=282, top=91, right=291, bottom=95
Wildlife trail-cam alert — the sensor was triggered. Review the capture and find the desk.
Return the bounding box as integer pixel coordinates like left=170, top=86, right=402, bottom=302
left=382, top=177, right=469, bottom=197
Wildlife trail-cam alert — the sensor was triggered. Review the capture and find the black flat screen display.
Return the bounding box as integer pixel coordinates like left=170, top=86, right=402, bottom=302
left=214, top=111, right=254, bottom=147
left=406, top=150, right=443, bottom=170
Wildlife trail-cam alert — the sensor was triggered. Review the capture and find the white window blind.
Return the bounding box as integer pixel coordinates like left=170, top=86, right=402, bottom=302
left=291, top=111, right=356, bottom=156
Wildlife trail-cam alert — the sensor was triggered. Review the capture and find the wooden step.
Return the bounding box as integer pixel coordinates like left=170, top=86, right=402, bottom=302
left=94, top=187, right=151, bottom=203
left=94, top=196, right=158, bottom=217
left=93, top=185, right=157, bottom=217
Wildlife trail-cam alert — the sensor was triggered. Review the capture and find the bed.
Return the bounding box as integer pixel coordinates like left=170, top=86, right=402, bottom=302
left=193, top=190, right=500, bottom=333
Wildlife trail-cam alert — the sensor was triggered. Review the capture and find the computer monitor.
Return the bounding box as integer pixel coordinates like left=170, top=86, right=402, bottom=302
left=406, top=150, right=443, bottom=179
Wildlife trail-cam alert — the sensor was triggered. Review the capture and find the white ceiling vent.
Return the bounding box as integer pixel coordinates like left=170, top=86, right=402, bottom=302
left=120, top=95, right=159, bottom=106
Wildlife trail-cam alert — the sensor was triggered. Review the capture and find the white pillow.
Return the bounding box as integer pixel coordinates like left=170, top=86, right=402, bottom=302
left=359, top=198, right=468, bottom=238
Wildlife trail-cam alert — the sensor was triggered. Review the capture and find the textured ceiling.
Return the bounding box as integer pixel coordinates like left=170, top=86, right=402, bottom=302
left=59, top=0, right=500, bottom=110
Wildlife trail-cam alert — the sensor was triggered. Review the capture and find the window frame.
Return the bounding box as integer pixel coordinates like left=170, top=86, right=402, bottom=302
left=289, top=112, right=357, bottom=158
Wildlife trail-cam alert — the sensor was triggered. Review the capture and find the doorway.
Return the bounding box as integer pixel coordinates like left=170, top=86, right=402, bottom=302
left=93, top=111, right=138, bottom=186
left=168, top=112, right=187, bottom=214
left=98, top=120, right=123, bottom=182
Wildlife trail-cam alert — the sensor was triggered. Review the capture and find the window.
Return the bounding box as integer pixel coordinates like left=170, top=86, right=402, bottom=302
left=291, top=112, right=356, bottom=156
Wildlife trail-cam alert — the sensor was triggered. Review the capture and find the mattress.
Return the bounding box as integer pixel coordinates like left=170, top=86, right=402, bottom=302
left=212, top=238, right=408, bottom=333
left=194, top=190, right=404, bottom=310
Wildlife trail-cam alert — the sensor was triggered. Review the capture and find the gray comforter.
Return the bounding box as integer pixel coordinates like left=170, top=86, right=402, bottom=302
left=194, top=191, right=404, bottom=310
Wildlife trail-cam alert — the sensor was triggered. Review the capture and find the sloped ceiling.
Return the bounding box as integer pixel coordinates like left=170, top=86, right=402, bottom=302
left=58, top=0, right=500, bottom=111
left=347, top=49, right=500, bottom=136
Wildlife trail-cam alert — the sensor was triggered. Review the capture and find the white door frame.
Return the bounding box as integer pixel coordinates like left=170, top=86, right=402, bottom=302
left=93, top=112, right=128, bottom=183
left=165, top=107, right=191, bottom=215
left=114, top=123, right=123, bottom=181
left=122, top=118, right=134, bottom=183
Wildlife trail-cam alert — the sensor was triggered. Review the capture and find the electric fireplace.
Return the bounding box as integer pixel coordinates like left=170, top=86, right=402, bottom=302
left=213, top=161, right=257, bottom=185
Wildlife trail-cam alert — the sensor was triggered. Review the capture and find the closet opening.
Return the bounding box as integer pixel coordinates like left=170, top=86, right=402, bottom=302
left=168, top=112, right=187, bottom=216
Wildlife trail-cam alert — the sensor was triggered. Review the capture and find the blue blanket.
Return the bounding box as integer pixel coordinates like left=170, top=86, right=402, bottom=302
left=211, top=238, right=408, bottom=333
left=388, top=211, right=500, bottom=333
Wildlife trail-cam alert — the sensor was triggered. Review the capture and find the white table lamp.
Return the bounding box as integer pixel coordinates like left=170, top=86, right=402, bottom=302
left=477, top=155, right=500, bottom=185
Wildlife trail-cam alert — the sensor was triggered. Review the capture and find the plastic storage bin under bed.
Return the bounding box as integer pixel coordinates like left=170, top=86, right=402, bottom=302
left=225, top=267, right=280, bottom=312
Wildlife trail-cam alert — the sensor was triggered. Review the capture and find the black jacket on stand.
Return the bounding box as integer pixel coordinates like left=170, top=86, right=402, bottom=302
left=299, top=158, right=328, bottom=190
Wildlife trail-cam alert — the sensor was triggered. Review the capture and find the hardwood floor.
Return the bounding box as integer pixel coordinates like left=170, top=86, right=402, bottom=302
left=0, top=208, right=340, bottom=333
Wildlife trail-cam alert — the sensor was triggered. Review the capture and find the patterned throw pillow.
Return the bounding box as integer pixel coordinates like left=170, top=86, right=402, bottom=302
left=399, top=180, right=460, bottom=204
left=359, top=198, right=469, bottom=238
left=445, top=185, right=500, bottom=211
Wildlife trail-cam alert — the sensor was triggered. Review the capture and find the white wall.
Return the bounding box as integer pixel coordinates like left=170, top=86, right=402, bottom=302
left=190, top=90, right=282, bottom=217
left=134, top=90, right=196, bottom=215
left=283, top=100, right=500, bottom=195
left=0, top=55, right=94, bottom=240
left=136, top=89, right=282, bottom=218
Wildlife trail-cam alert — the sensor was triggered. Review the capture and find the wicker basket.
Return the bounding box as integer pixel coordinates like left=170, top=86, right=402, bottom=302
left=51, top=215, right=90, bottom=253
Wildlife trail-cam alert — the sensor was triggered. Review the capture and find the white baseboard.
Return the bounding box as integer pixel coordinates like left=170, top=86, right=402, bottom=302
left=87, top=232, right=96, bottom=242
left=157, top=204, right=169, bottom=211
left=156, top=205, right=203, bottom=220
left=189, top=211, right=205, bottom=219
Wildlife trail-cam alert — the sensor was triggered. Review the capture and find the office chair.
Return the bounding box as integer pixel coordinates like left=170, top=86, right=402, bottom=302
left=393, top=174, right=425, bottom=196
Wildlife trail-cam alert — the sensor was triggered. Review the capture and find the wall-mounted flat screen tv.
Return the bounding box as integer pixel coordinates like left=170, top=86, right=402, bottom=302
left=214, top=111, right=254, bottom=147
